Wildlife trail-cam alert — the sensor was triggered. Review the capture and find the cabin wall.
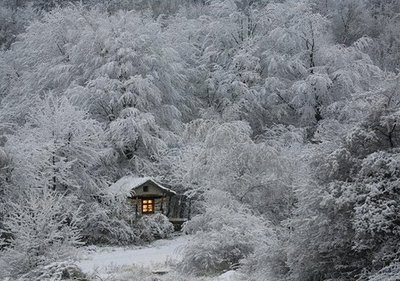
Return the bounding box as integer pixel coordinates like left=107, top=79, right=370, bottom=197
left=130, top=196, right=171, bottom=216
left=168, top=195, right=191, bottom=219
left=155, top=197, right=168, bottom=214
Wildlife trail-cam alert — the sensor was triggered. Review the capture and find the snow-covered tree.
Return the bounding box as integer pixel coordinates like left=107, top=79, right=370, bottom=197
left=0, top=189, right=82, bottom=279
left=5, top=96, right=104, bottom=192
left=286, top=74, right=400, bottom=280
left=1, top=0, right=400, bottom=279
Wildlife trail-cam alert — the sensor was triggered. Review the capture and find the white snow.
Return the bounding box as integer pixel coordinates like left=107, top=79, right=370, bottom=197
left=108, top=176, right=176, bottom=196
left=215, top=270, right=242, bottom=281
left=75, top=235, right=243, bottom=280
left=76, top=234, right=189, bottom=278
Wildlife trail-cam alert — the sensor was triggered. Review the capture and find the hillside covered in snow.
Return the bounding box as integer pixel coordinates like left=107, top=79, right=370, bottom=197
left=1, top=0, right=400, bottom=280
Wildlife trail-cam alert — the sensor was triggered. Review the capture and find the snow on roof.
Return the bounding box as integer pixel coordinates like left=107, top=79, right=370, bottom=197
left=108, top=176, right=176, bottom=196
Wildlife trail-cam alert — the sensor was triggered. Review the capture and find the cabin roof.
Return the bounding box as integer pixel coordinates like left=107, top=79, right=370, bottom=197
left=109, top=176, right=176, bottom=196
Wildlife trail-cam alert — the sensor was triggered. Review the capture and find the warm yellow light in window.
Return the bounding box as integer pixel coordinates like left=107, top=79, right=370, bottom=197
left=142, top=199, right=154, bottom=214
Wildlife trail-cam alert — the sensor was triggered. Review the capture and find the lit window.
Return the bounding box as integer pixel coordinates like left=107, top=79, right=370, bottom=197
left=142, top=199, right=154, bottom=214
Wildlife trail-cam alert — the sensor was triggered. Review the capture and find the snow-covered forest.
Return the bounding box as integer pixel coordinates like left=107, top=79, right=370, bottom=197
left=1, top=0, right=400, bottom=280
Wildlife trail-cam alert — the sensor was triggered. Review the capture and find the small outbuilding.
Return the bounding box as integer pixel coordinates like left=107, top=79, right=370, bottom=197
left=109, top=176, right=177, bottom=217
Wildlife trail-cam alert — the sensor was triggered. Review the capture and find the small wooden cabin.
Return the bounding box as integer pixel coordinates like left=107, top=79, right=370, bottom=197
left=109, top=176, right=177, bottom=217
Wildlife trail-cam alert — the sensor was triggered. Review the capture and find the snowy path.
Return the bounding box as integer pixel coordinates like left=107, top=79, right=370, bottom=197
left=76, top=234, right=190, bottom=278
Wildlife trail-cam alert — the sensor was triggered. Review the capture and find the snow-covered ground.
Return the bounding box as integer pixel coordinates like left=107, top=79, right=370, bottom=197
left=76, top=234, right=189, bottom=278
left=76, top=234, right=241, bottom=281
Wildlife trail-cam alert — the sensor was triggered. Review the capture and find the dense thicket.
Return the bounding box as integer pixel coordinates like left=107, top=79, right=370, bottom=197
left=1, top=0, right=400, bottom=280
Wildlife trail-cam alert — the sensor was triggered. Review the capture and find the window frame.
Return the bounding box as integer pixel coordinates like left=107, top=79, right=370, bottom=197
left=142, top=198, right=155, bottom=214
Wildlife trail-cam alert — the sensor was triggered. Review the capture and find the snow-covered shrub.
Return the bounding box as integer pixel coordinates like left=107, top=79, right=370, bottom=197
left=242, top=228, right=288, bottom=281
left=14, top=261, right=89, bottom=281
left=179, top=228, right=253, bottom=275
left=363, top=263, right=400, bottom=281
left=79, top=199, right=137, bottom=245
left=179, top=191, right=271, bottom=276
left=0, top=189, right=83, bottom=279
left=134, top=213, right=174, bottom=242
